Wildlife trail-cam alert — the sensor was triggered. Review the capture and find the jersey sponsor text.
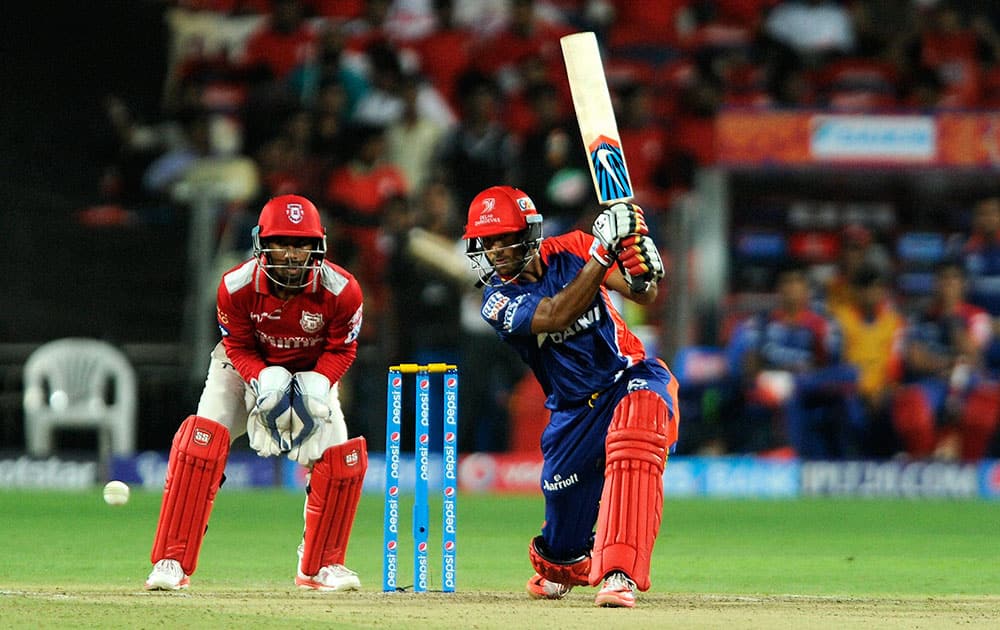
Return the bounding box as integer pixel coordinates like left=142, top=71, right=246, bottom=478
left=254, top=330, right=325, bottom=350
left=537, top=305, right=601, bottom=346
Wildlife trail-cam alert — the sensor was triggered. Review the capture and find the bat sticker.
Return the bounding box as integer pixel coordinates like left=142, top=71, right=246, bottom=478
left=588, top=135, right=632, bottom=203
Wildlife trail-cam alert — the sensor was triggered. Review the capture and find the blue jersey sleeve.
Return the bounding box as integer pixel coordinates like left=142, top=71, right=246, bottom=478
left=480, top=285, right=540, bottom=337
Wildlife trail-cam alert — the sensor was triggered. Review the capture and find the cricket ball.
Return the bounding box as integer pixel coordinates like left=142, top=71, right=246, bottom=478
left=103, top=480, right=130, bottom=506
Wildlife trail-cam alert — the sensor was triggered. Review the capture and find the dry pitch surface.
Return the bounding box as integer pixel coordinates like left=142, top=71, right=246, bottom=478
left=4, top=588, right=999, bottom=629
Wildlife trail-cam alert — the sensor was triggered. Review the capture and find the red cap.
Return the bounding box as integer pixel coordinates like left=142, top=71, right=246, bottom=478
left=463, top=186, right=539, bottom=240
left=257, top=195, right=324, bottom=239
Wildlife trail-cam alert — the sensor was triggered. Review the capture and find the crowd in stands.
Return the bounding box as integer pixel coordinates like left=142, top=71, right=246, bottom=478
left=86, top=0, right=1000, bottom=458
left=683, top=207, right=1000, bottom=462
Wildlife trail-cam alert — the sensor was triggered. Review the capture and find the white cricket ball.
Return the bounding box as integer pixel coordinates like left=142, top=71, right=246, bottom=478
left=103, top=480, right=130, bottom=506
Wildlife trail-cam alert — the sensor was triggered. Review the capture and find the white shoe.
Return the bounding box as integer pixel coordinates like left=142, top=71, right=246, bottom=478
left=145, top=559, right=190, bottom=591
left=594, top=571, right=636, bottom=608
left=526, top=573, right=573, bottom=600
left=295, top=543, right=361, bottom=591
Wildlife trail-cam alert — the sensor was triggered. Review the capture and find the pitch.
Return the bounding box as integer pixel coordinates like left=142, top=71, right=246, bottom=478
left=2, top=489, right=998, bottom=628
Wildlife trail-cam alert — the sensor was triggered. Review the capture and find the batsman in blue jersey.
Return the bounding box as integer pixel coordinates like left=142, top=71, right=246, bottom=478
left=463, top=185, right=679, bottom=608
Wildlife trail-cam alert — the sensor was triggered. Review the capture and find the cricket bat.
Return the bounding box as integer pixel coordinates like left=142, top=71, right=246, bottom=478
left=560, top=31, right=633, bottom=206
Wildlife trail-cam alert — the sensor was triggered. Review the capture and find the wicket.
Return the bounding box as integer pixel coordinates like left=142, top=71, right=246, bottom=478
left=383, top=363, right=458, bottom=593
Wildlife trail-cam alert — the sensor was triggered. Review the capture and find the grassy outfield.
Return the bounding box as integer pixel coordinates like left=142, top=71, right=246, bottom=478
left=2, top=489, right=999, bottom=628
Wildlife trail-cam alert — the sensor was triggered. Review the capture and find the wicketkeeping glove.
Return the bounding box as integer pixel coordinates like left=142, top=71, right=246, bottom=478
left=287, top=371, right=349, bottom=466
left=617, top=234, right=664, bottom=293
left=590, top=202, right=648, bottom=267
left=248, top=365, right=293, bottom=456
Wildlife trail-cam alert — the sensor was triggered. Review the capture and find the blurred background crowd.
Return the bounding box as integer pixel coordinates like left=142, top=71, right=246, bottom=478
left=4, top=0, right=1000, bottom=462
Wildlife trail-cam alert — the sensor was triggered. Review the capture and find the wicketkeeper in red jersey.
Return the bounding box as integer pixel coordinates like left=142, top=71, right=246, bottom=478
left=145, top=194, right=368, bottom=592
left=463, top=185, right=680, bottom=607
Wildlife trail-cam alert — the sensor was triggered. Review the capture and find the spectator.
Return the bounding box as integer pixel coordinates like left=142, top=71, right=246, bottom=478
left=239, top=0, right=321, bottom=152
left=961, top=196, right=1000, bottom=374
left=142, top=112, right=212, bottom=199
left=385, top=75, right=449, bottom=196
left=616, top=81, right=692, bottom=213
left=239, top=0, right=319, bottom=83
left=144, top=109, right=259, bottom=205
left=289, top=21, right=369, bottom=113
left=901, top=3, right=1000, bottom=108
left=606, top=0, right=686, bottom=50
left=92, top=95, right=174, bottom=206
left=829, top=264, right=906, bottom=457
left=433, top=72, right=520, bottom=210
left=821, top=224, right=893, bottom=314
left=385, top=179, right=464, bottom=377
left=516, top=84, right=589, bottom=236
left=324, top=123, right=409, bottom=336
left=311, top=79, right=351, bottom=169
left=351, top=42, right=456, bottom=128
left=892, top=260, right=1000, bottom=461
left=759, top=0, right=856, bottom=107
left=672, top=65, right=723, bottom=166
left=350, top=42, right=407, bottom=126
left=255, top=108, right=325, bottom=199
left=727, top=263, right=863, bottom=458
left=406, top=0, right=477, bottom=112
left=340, top=0, right=394, bottom=53
left=472, top=0, right=572, bottom=87
left=501, top=54, right=564, bottom=139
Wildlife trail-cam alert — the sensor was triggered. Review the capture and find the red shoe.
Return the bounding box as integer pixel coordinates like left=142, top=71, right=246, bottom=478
left=594, top=571, right=636, bottom=608
left=526, top=573, right=573, bottom=600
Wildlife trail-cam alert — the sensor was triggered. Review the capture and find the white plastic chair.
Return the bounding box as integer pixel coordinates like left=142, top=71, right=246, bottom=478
left=23, top=338, right=138, bottom=457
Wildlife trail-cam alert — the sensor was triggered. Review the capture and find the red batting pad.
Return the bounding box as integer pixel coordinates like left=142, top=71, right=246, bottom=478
left=590, top=389, right=670, bottom=591
left=300, top=437, right=368, bottom=575
left=150, top=416, right=230, bottom=575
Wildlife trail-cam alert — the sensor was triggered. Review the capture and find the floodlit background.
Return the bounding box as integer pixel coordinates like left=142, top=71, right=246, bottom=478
left=2, top=0, right=1000, bottom=500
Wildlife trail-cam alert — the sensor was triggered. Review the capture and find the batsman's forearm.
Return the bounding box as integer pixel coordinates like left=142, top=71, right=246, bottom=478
left=630, top=282, right=658, bottom=305
left=531, top=259, right=608, bottom=333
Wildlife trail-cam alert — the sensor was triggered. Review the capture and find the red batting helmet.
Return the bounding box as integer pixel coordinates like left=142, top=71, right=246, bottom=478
left=464, top=186, right=544, bottom=285
left=463, top=185, right=541, bottom=240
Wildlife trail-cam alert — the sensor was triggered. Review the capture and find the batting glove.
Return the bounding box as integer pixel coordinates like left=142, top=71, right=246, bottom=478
left=617, top=235, right=664, bottom=293
left=591, top=202, right=648, bottom=266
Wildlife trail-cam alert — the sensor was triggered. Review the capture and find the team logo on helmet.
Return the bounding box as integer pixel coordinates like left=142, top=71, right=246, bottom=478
left=474, top=197, right=501, bottom=227
left=300, top=311, right=324, bottom=333
left=286, top=203, right=304, bottom=224
left=517, top=197, right=535, bottom=212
